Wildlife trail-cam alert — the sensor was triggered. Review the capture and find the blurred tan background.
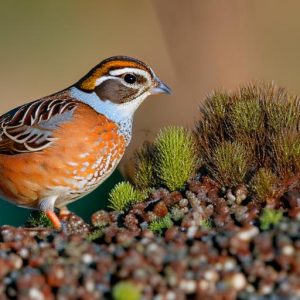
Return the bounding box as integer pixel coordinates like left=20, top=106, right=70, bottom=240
left=1, top=0, right=300, bottom=175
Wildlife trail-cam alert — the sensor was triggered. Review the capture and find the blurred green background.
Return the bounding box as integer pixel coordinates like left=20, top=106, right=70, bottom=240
left=1, top=0, right=300, bottom=225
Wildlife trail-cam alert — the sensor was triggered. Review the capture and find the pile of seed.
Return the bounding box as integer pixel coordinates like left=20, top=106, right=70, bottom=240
left=0, top=176, right=300, bottom=299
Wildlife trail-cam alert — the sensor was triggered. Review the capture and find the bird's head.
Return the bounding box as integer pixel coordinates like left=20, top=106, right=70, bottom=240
left=76, top=56, right=171, bottom=105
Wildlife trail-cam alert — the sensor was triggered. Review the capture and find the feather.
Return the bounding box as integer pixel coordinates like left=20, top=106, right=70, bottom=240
left=0, top=90, right=78, bottom=155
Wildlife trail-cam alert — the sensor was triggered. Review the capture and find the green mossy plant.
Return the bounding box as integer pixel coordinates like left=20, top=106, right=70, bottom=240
left=197, top=91, right=230, bottom=161
left=148, top=214, right=173, bottom=234
left=112, top=281, right=141, bottom=300
left=229, top=99, right=263, bottom=136
left=260, top=208, right=283, bottom=230
left=196, top=82, right=300, bottom=190
left=210, top=141, right=249, bottom=187
left=201, top=91, right=229, bottom=126
left=133, top=141, right=156, bottom=190
left=26, top=211, right=53, bottom=228
left=155, top=127, right=198, bottom=191
left=86, top=229, right=103, bottom=241
left=251, top=168, right=277, bottom=201
left=272, top=131, right=300, bottom=176
left=132, top=126, right=198, bottom=192
left=264, top=95, right=300, bottom=134
left=108, top=182, right=144, bottom=211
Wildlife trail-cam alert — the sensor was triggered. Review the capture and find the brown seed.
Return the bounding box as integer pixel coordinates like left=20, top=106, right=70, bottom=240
left=187, top=180, right=203, bottom=194
left=124, top=214, right=139, bottom=230
left=91, top=210, right=110, bottom=227
left=153, top=201, right=168, bottom=217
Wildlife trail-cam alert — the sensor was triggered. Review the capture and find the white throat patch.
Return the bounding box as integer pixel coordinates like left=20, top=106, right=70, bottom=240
left=70, top=86, right=150, bottom=144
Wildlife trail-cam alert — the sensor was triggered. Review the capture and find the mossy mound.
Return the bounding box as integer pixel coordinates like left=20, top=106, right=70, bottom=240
left=196, top=82, right=300, bottom=199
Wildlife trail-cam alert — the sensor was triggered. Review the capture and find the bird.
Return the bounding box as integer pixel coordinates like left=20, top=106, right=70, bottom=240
left=0, top=56, right=171, bottom=229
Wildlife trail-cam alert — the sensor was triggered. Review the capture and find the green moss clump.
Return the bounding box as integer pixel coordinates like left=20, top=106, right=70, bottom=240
left=264, top=96, right=300, bottom=133
left=196, top=82, right=300, bottom=191
left=197, top=92, right=231, bottom=161
left=132, top=127, right=198, bottom=192
left=251, top=168, right=277, bottom=201
left=133, top=142, right=156, bottom=190
left=260, top=208, right=283, bottom=230
left=26, top=211, right=53, bottom=228
left=273, top=132, right=300, bottom=176
left=86, top=229, right=103, bottom=241
left=201, top=91, right=229, bottom=125
left=148, top=214, right=173, bottom=234
left=112, top=281, right=141, bottom=300
left=230, top=99, right=263, bottom=136
left=108, top=182, right=143, bottom=211
left=155, top=127, right=198, bottom=191
left=210, top=141, right=249, bottom=187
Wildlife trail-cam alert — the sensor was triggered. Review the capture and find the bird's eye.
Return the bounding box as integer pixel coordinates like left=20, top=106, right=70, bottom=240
left=124, top=73, right=137, bottom=84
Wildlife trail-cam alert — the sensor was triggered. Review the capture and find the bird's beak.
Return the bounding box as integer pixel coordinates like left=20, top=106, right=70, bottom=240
left=151, top=76, right=172, bottom=95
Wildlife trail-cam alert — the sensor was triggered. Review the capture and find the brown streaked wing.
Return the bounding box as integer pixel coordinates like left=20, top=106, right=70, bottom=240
left=0, top=91, right=79, bottom=155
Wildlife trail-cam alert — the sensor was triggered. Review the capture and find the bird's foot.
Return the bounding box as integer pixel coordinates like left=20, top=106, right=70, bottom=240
left=45, top=209, right=89, bottom=234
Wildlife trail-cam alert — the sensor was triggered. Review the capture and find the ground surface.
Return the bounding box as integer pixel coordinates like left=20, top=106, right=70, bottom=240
left=0, top=177, right=300, bottom=299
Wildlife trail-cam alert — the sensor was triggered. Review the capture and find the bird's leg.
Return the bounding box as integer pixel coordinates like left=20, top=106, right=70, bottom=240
left=45, top=210, right=61, bottom=230
left=39, top=195, right=61, bottom=230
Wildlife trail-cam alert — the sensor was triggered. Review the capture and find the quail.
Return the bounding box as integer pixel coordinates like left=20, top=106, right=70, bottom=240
left=0, top=56, right=171, bottom=229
